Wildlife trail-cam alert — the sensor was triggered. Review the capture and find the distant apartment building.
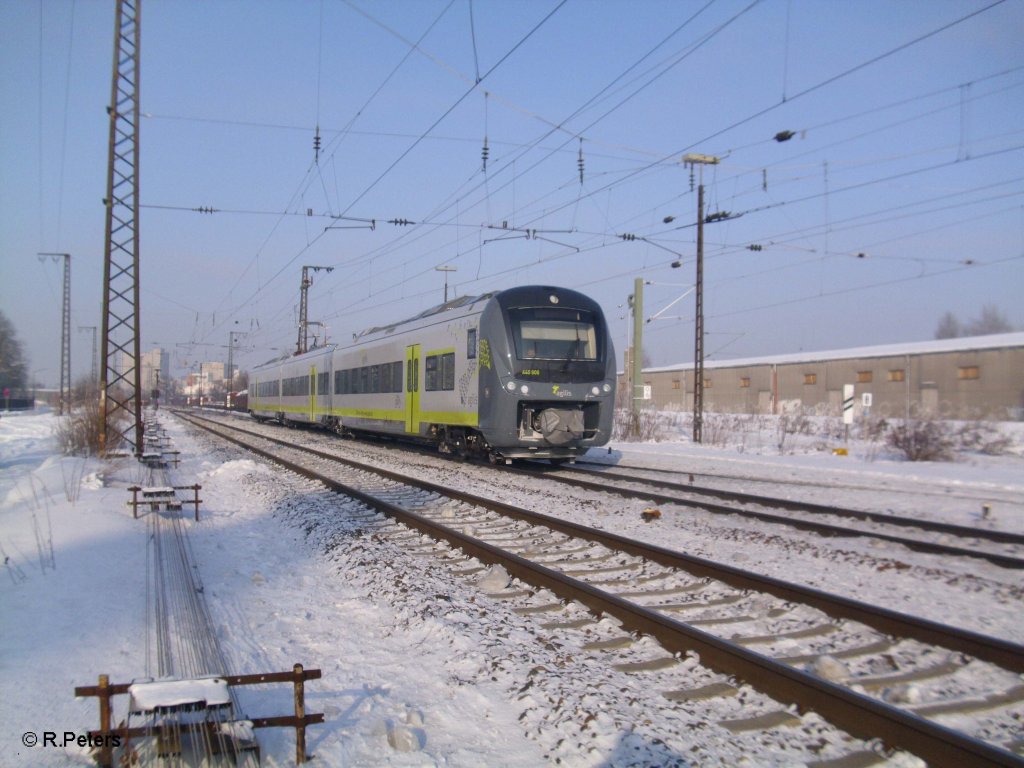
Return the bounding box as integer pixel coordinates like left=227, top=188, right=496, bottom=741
left=141, top=348, right=170, bottom=397
left=116, top=348, right=170, bottom=400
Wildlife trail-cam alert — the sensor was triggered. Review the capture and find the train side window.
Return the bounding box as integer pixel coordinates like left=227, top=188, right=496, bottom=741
left=369, top=365, right=380, bottom=393
left=467, top=328, right=477, bottom=359
left=425, top=355, right=439, bottom=391
left=380, top=363, right=392, bottom=393
left=393, top=361, right=403, bottom=392
left=441, top=353, right=455, bottom=390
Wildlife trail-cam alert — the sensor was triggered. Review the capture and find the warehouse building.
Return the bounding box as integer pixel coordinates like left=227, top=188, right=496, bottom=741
left=624, top=332, right=1024, bottom=421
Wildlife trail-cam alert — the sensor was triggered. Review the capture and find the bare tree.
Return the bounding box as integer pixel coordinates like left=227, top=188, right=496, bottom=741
left=935, top=305, right=1013, bottom=339
left=964, top=304, right=1012, bottom=336
left=934, top=311, right=961, bottom=339
left=0, top=310, right=28, bottom=393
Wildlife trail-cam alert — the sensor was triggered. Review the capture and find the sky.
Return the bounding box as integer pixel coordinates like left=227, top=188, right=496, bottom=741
left=1, top=0, right=1022, bottom=387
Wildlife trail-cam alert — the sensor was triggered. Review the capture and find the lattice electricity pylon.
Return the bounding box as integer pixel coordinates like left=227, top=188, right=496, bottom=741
left=296, top=265, right=333, bottom=355
left=39, top=252, right=72, bottom=414
left=99, top=0, right=143, bottom=456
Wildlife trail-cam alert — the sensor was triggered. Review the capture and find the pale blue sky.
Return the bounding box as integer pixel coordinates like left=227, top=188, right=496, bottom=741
left=2, top=0, right=1022, bottom=384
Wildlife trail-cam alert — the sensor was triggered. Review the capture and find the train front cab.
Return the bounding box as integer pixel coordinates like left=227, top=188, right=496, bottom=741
left=477, top=286, right=616, bottom=461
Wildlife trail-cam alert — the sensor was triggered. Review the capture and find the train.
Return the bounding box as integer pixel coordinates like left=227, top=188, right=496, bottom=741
left=248, top=285, right=616, bottom=463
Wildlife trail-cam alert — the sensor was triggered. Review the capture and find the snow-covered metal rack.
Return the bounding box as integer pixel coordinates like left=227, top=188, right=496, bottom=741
left=74, top=664, right=323, bottom=766
left=127, top=484, right=202, bottom=519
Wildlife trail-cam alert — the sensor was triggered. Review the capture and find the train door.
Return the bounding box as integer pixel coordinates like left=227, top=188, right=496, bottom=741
left=309, top=366, right=317, bottom=422
left=405, top=344, right=420, bottom=433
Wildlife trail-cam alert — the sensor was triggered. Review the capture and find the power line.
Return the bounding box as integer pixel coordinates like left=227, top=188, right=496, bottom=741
left=336, top=0, right=569, bottom=218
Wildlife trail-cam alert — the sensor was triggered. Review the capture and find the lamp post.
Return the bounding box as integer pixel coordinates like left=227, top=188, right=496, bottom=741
left=79, top=326, right=98, bottom=384
left=682, top=154, right=719, bottom=444
left=38, top=252, right=71, bottom=414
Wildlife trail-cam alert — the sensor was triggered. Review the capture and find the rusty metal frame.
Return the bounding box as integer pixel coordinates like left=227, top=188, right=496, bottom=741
left=75, top=665, right=322, bottom=766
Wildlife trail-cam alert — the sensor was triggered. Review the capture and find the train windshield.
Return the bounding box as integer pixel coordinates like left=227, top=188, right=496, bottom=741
left=509, top=308, right=600, bottom=361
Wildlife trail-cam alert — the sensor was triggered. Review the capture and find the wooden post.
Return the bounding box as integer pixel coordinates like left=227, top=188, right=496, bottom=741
left=128, top=486, right=140, bottom=519
left=294, top=663, right=307, bottom=764
left=97, top=674, right=113, bottom=768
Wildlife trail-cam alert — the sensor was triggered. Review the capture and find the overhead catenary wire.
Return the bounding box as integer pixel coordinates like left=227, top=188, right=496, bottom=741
left=306, top=0, right=1006, bottom=319
left=195, top=0, right=561, bottom=350
left=162, top=1, right=1018, bottom=367
left=191, top=0, right=728, bottom=346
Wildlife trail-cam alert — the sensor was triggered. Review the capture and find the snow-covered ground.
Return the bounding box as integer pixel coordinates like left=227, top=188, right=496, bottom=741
left=1, top=407, right=1021, bottom=766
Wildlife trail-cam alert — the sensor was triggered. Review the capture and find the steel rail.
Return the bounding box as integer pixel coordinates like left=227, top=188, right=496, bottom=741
left=501, top=463, right=1024, bottom=569
left=563, top=462, right=1024, bottom=546
left=576, top=458, right=1024, bottom=508
left=179, top=412, right=1024, bottom=671
left=180, top=412, right=1024, bottom=768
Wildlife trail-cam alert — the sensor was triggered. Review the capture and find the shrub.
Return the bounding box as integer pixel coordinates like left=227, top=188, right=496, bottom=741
left=54, top=384, right=128, bottom=456
left=886, top=419, right=954, bottom=461
left=612, top=408, right=664, bottom=442
left=952, top=420, right=1013, bottom=456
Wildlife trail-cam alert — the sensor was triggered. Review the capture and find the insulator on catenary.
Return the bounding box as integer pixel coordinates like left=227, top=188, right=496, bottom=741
left=482, top=136, right=489, bottom=172
left=577, top=139, right=584, bottom=185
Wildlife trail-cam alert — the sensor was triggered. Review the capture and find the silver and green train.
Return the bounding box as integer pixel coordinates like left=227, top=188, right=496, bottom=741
left=249, top=285, right=616, bottom=463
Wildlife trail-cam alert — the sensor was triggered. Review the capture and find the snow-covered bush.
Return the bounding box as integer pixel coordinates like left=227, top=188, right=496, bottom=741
left=886, top=418, right=954, bottom=462
left=54, top=383, right=127, bottom=456
left=612, top=408, right=664, bottom=442
left=953, top=420, right=1014, bottom=456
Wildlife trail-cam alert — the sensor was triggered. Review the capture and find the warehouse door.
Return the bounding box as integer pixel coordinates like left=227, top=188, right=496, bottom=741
left=405, top=345, right=421, bottom=433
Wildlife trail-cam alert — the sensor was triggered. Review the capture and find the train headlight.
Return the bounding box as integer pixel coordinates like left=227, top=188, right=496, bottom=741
left=520, top=384, right=530, bottom=394
left=591, top=386, right=600, bottom=396
left=506, top=381, right=516, bottom=391
left=602, top=383, right=612, bottom=393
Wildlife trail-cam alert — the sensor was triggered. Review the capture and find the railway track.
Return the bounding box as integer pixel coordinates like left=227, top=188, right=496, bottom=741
left=506, top=462, right=1024, bottom=570
left=176, top=411, right=1024, bottom=767
left=135, top=418, right=260, bottom=766
left=580, top=458, right=1024, bottom=510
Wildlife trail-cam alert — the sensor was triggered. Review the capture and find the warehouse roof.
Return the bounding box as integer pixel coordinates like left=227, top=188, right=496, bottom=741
left=643, top=332, right=1024, bottom=374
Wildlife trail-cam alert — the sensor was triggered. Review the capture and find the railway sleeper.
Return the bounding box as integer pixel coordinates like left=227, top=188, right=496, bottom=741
left=732, top=622, right=840, bottom=645
left=563, top=562, right=643, bottom=578
left=805, top=751, right=890, bottom=768
left=778, top=638, right=897, bottom=666
left=614, top=582, right=706, bottom=598
left=663, top=682, right=740, bottom=702
left=582, top=635, right=635, bottom=651
left=614, top=655, right=680, bottom=674
left=539, top=617, right=597, bottom=630
left=908, top=683, right=1024, bottom=717
left=719, top=709, right=802, bottom=732
left=851, top=657, right=965, bottom=690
